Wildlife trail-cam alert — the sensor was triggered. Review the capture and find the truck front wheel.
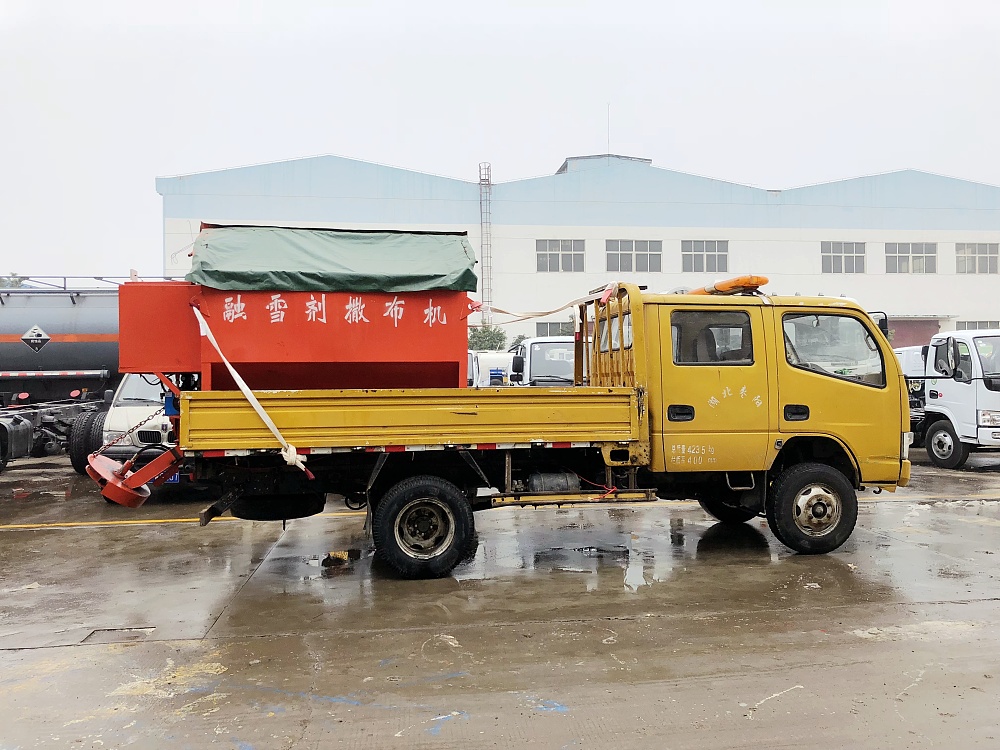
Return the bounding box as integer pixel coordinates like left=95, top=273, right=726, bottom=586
left=765, top=463, right=857, bottom=554
left=68, top=411, right=97, bottom=475
left=925, top=420, right=970, bottom=469
left=373, top=475, right=475, bottom=579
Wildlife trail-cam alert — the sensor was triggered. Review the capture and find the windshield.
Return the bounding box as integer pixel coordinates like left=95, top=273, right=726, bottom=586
left=974, top=336, right=1000, bottom=376
left=116, top=375, right=165, bottom=404
left=530, top=342, right=575, bottom=380
left=782, top=313, right=885, bottom=387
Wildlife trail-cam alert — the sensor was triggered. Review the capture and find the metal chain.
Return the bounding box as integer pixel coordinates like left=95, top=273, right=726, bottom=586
left=93, top=407, right=166, bottom=456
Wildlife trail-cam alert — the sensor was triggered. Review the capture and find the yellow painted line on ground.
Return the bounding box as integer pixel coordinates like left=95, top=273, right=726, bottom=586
left=889, top=492, right=1000, bottom=501
left=0, top=510, right=368, bottom=531
left=943, top=514, right=1000, bottom=528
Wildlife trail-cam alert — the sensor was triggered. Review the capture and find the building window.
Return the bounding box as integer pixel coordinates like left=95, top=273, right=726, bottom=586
left=886, top=243, right=936, bottom=273
left=956, top=243, right=999, bottom=274
left=536, top=239, right=585, bottom=272
left=956, top=320, right=1000, bottom=330
left=681, top=240, right=728, bottom=273
left=821, top=242, right=866, bottom=273
left=606, top=240, right=662, bottom=273
left=536, top=321, right=575, bottom=336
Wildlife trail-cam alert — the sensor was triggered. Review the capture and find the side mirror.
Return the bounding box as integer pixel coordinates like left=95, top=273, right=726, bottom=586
left=952, top=339, right=965, bottom=381
left=933, top=339, right=954, bottom=378
left=103, top=389, right=114, bottom=404
left=868, top=311, right=889, bottom=337
left=512, top=355, right=524, bottom=374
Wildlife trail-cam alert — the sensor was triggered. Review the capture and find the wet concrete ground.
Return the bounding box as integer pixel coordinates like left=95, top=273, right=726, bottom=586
left=1, top=455, right=999, bottom=748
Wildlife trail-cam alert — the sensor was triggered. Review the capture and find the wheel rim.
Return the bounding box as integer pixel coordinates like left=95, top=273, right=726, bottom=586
left=791, top=483, right=842, bottom=537
left=394, top=496, right=456, bottom=560
left=930, top=430, right=954, bottom=460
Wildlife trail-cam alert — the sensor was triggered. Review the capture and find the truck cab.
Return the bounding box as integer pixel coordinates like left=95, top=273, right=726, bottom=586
left=893, top=344, right=929, bottom=446
left=100, top=374, right=176, bottom=476
left=922, top=329, right=1000, bottom=468
left=508, top=336, right=576, bottom=385
left=468, top=351, right=516, bottom=387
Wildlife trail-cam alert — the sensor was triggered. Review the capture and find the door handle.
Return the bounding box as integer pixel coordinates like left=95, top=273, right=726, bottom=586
left=928, top=390, right=939, bottom=399
left=783, top=404, right=810, bottom=421
left=667, top=404, right=695, bottom=422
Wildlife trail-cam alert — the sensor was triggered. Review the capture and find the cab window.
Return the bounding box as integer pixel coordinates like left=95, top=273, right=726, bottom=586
left=782, top=313, right=885, bottom=387
left=672, top=311, right=753, bottom=365
left=955, top=342, right=974, bottom=383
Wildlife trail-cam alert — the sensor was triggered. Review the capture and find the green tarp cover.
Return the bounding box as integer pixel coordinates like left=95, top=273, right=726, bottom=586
left=185, top=226, right=478, bottom=293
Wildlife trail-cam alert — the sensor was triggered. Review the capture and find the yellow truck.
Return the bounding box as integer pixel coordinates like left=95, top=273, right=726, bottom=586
left=91, top=281, right=912, bottom=579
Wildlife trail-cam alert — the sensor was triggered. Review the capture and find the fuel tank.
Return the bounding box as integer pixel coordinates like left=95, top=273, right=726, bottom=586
left=0, top=287, right=120, bottom=401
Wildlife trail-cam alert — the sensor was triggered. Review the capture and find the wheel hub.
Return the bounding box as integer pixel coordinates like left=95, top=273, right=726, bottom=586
left=395, top=497, right=456, bottom=560
left=792, top=484, right=842, bottom=537
left=931, top=430, right=954, bottom=459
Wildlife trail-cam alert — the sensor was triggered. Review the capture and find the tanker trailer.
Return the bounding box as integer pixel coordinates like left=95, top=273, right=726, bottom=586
left=0, top=282, right=123, bottom=472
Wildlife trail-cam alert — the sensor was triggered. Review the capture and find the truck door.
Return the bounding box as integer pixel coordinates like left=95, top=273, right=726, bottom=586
left=777, top=310, right=900, bottom=482
left=658, top=306, right=771, bottom=471
left=928, top=337, right=978, bottom=440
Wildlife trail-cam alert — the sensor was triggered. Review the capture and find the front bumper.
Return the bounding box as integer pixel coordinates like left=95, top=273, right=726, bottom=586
left=899, top=459, right=912, bottom=487
left=976, top=428, right=1000, bottom=447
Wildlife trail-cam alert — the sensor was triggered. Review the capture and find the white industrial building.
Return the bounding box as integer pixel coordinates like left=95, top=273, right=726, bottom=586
left=157, top=154, right=1000, bottom=347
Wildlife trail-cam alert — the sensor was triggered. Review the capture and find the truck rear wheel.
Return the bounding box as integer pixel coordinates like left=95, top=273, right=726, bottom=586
left=765, top=463, right=857, bottom=554
left=697, top=496, right=758, bottom=524
left=373, top=475, right=475, bottom=579
left=68, top=411, right=97, bottom=475
left=925, top=420, right=970, bottom=469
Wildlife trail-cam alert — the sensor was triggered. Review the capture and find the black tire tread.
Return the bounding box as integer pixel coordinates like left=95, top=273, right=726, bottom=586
left=88, top=412, right=107, bottom=455
left=68, top=411, right=97, bottom=475
left=698, top=496, right=758, bottom=524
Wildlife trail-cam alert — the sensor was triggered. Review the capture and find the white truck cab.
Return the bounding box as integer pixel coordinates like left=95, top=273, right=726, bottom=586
left=468, top=351, right=516, bottom=387
left=101, top=374, right=176, bottom=476
left=922, top=330, right=1000, bottom=468
left=893, top=344, right=929, bottom=445
left=508, top=336, right=576, bottom=386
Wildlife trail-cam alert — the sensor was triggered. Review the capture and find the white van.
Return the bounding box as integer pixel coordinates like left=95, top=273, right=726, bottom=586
left=921, top=330, right=1000, bottom=468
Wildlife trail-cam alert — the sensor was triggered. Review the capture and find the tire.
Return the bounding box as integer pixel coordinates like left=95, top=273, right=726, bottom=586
left=68, top=411, right=97, bottom=475
left=372, top=475, right=475, bottom=579
left=87, top=412, right=107, bottom=454
left=697, top=496, right=758, bottom=524
left=925, top=420, right=970, bottom=469
left=765, top=462, right=857, bottom=554
left=230, top=493, right=326, bottom=521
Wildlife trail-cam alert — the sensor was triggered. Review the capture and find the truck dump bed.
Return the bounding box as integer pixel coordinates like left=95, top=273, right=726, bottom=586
left=179, top=386, right=642, bottom=452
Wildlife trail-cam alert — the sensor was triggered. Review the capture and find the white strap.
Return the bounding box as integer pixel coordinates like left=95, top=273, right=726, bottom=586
left=191, top=305, right=310, bottom=475
left=477, top=283, right=616, bottom=323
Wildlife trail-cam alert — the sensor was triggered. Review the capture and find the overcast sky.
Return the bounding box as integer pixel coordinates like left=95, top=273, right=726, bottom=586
left=2, top=0, right=999, bottom=277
